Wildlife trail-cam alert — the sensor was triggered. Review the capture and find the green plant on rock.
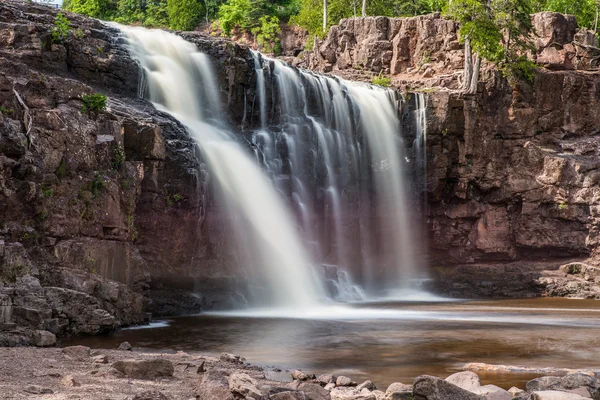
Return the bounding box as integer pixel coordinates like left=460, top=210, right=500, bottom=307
left=51, top=12, right=71, bottom=44
left=73, top=28, right=85, bottom=39
left=371, top=72, right=391, bottom=87
left=0, top=106, right=14, bottom=116
left=56, top=159, right=67, bottom=180
left=81, top=93, right=107, bottom=114
left=558, top=202, right=568, bottom=210
left=112, top=144, right=126, bottom=171
left=42, top=185, right=54, bottom=198
left=87, top=174, right=106, bottom=198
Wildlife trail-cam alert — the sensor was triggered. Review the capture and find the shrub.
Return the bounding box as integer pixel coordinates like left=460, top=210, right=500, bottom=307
left=51, top=12, right=71, bottom=43
left=88, top=174, right=106, bottom=198
left=500, top=56, right=538, bottom=85
left=0, top=106, right=13, bottom=116
left=251, top=16, right=280, bottom=54
left=371, top=72, right=392, bottom=87
left=112, top=144, right=126, bottom=171
left=81, top=93, right=107, bottom=114
left=219, top=0, right=259, bottom=34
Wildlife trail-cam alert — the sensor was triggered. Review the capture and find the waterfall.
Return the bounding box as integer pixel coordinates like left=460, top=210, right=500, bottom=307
left=119, top=26, right=324, bottom=308
left=250, top=55, right=426, bottom=297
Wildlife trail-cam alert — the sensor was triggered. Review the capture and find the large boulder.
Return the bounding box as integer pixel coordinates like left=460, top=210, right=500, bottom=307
left=111, top=359, right=174, bottom=380
left=446, top=372, right=511, bottom=400
left=228, top=373, right=263, bottom=399
left=530, top=391, right=590, bottom=400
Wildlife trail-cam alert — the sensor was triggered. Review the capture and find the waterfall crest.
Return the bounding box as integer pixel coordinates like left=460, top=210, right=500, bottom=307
left=120, top=26, right=324, bottom=308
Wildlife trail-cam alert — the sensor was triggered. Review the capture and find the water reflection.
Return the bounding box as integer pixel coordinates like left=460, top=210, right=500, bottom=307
left=63, top=298, right=600, bottom=389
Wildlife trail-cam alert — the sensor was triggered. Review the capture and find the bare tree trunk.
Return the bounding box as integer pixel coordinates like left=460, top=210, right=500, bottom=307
left=323, top=0, right=328, bottom=33
left=353, top=0, right=356, bottom=17
left=463, top=38, right=473, bottom=90
left=595, top=2, right=598, bottom=33
left=362, top=0, right=366, bottom=17
left=469, top=53, right=481, bottom=94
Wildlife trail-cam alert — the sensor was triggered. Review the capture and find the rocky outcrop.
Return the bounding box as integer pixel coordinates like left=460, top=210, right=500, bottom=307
left=422, top=61, right=600, bottom=298
left=295, top=12, right=599, bottom=89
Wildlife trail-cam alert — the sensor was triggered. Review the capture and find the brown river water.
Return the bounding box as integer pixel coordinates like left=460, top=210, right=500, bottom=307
left=63, top=298, right=600, bottom=390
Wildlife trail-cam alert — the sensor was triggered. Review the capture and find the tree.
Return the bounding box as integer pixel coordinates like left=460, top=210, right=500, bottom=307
left=446, top=0, right=535, bottom=93
left=362, top=0, right=366, bottom=17
left=167, top=0, right=203, bottom=30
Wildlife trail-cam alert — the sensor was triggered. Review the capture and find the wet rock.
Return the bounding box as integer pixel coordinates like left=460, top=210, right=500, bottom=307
left=23, top=384, right=53, bottom=394
left=228, top=372, right=263, bottom=399
left=413, top=375, right=485, bottom=400
left=292, top=370, right=316, bottom=381
left=118, top=341, right=132, bottom=351
left=32, top=330, right=56, bottom=347
left=111, top=359, right=174, bottom=380
left=61, top=374, right=81, bottom=387
left=337, top=376, right=357, bottom=387
left=62, top=345, right=91, bottom=360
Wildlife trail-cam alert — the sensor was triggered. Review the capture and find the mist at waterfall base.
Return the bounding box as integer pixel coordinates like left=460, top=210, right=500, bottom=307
left=120, top=25, right=440, bottom=315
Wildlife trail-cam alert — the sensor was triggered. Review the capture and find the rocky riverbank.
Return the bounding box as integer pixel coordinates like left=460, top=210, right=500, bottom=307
left=0, top=345, right=599, bottom=400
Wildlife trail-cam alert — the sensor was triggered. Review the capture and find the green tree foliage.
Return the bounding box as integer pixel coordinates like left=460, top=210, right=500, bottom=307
left=167, top=0, right=203, bottom=30
left=63, top=0, right=118, bottom=18
left=252, top=15, right=281, bottom=53
left=144, top=0, right=170, bottom=27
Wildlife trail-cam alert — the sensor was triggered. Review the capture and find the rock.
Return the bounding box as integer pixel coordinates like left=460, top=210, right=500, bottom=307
left=337, top=376, right=356, bottom=387
left=386, top=382, right=413, bottom=399
left=23, top=384, right=53, bottom=394
left=318, top=374, right=336, bottom=385
left=62, top=345, right=91, bottom=360
left=219, top=352, right=245, bottom=363
left=325, top=383, right=337, bottom=391
left=526, top=374, right=598, bottom=393
left=92, top=354, right=109, bottom=364
left=32, top=330, right=56, bottom=347
left=331, top=386, right=377, bottom=399
left=61, top=374, right=81, bottom=387
left=445, top=371, right=510, bottom=400
left=97, top=367, right=126, bottom=378
left=118, top=341, right=132, bottom=351
left=413, top=375, right=485, bottom=400
left=288, top=380, right=331, bottom=400
left=508, top=387, right=524, bottom=398
left=132, top=390, right=171, bottom=400
left=530, top=391, right=590, bottom=400
left=357, top=381, right=377, bottom=391
left=228, top=372, right=263, bottom=399
left=446, top=372, right=481, bottom=392
left=198, top=368, right=231, bottom=399
left=292, top=370, right=316, bottom=381
left=111, top=359, right=174, bottom=380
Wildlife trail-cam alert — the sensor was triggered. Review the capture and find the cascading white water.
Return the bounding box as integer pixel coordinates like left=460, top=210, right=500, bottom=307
left=250, top=54, right=427, bottom=297
left=119, top=26, right=324, bottom=308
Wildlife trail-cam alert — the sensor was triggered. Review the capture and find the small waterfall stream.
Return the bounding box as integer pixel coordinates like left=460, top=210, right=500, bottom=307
left=120, top=26, right=429, bottom=308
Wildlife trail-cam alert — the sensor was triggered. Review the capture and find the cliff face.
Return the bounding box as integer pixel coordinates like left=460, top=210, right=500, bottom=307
left=0, top=1, right=262, bottom=344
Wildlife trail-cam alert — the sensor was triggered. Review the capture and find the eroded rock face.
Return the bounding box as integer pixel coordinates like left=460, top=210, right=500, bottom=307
left=0, top=0, right=261, bottom=341
left=422, top=65, right=600, bottom=298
